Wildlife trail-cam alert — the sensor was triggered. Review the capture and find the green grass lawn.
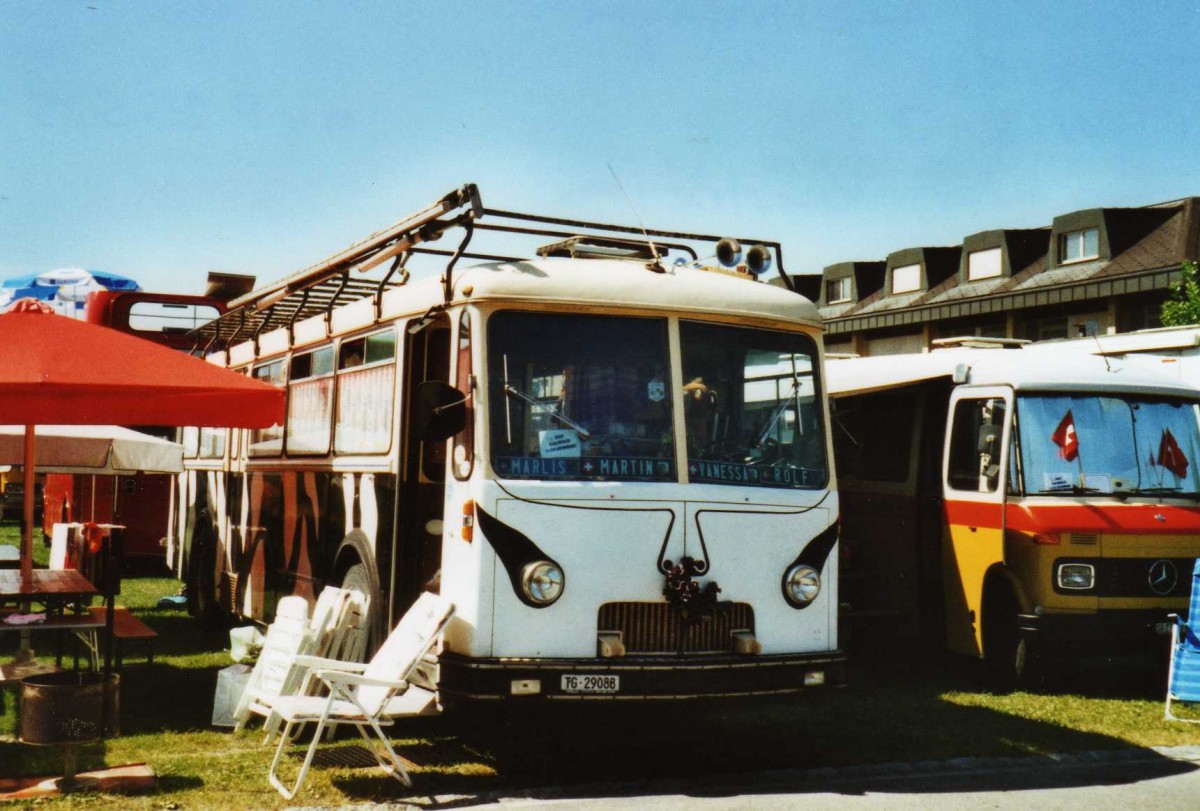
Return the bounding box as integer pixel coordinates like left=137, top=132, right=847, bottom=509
left=3, top=522, right=1200, bottom=809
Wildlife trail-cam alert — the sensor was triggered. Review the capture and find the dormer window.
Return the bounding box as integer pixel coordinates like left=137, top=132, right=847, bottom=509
left=1059, top=228, right=1099, bottom=264
left=892, top=263, right=921, bottom=294
left=967, top=247, right=1002, bottom=281
left=826, top=277, right=852, bottom=304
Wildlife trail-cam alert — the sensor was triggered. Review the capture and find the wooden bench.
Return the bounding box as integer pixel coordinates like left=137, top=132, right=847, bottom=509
left=87, top=606, right=157, bottom=667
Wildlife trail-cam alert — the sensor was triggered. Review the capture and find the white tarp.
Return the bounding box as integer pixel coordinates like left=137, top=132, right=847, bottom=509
left=0, top=424, right=183, bottom=474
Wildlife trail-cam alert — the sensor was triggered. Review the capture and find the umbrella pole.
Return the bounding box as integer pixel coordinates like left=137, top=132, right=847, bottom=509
left=21, top=425, right=35, bottom=581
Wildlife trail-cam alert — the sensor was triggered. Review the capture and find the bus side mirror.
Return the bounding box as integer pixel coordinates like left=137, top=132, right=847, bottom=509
left=977, top=424, right=999, bottom=454
left=416, top=381, right=468, bottom=442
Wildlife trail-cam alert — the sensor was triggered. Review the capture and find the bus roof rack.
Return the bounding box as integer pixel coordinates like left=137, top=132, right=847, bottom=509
left=930, top=336, right=1030, bottom=350
left=191, top=183, right=789, bottom=350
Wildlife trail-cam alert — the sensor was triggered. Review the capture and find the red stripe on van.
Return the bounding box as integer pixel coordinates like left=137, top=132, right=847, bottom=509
left=943, top=499, right=1200, bottom=534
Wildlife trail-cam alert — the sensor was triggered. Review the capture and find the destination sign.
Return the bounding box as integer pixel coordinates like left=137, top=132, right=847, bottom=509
left=495, top=456, right=674, bottom=481
left=688, top=459, right=819, bottom=488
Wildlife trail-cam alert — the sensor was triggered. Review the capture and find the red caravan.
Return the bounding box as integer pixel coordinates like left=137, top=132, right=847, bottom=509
left=41, top=286, right=233, bottom=561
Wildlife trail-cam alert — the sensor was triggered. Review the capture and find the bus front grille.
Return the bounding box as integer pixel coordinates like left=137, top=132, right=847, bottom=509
left=598, top=601, right=755, bottom=654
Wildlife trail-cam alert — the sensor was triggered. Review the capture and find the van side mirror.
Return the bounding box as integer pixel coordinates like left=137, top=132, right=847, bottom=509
left=977, top=424, right=999, bottom=454
left=416, top=381, right=467, bottom=442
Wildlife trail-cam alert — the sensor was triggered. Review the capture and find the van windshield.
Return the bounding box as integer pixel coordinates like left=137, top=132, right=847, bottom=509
left=488, top=312, right=675, bottom=482
left=1015, top=394, right=1200, bottom=497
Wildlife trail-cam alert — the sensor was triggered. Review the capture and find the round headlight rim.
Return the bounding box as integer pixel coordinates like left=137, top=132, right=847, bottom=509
left=520, top=559, right=565, bottom=607
left=782, top=563, right=821, bottom=608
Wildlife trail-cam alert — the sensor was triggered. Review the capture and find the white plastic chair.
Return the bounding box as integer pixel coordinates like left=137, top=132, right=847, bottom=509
left=335, top=588, right=372, bottom=664
left=233, top=588, right=355, bottom=735
left=267, top=592, right=455, bottom=799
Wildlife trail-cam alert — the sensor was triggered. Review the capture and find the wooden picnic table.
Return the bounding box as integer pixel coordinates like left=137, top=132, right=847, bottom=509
left=1, top=569, right=102, bottom=670
left=0, top=569, right=99, bottom=605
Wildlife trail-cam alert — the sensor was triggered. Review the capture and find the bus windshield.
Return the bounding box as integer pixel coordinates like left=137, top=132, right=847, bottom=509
left=488, top=312, right=675, bottom=482
left=679, top=321, right=828, bottom=489
left=1016, top=394, right=1200, bottom=497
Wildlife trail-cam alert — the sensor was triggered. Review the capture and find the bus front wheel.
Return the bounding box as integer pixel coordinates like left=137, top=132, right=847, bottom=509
left=335, top=532, right=384, bottom=653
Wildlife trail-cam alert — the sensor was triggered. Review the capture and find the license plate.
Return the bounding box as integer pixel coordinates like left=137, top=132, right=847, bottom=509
left=1156, top=622, right=1174, bottom=636
left=561, top=674, right=620, bottom=694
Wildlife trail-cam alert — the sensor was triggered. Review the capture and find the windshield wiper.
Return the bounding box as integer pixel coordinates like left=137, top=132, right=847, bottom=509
left=1127, top=487, right=1200, bottom=501
left=1032, top=485, right=1104, bottom=495
left=503, top=383, right=592, bottom=439
left=754, top=378, right=799, bottom=448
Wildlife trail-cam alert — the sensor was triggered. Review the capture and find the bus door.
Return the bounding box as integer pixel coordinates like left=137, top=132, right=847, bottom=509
left=941, top=386, right=1012, bottom=656
left=393, top=314, right=452, bottom=624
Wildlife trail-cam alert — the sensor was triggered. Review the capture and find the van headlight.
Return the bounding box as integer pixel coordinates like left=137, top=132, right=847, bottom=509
left=1057, top=562, right=1095, bottom=591
left=522, top=561, right=564, bottom=606
left=783, top=564, right=821, bottom=607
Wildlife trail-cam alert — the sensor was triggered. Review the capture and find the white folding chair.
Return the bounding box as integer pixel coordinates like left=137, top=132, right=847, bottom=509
left=231, top=595, right=317, bottom=734
left=267, top=592, right=455, bottom=799
left=264, top=587, right=370, bottom=743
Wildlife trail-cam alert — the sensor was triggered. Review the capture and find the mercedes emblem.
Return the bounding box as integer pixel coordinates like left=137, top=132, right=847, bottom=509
left=1149, top=560, right=1178, bottom=596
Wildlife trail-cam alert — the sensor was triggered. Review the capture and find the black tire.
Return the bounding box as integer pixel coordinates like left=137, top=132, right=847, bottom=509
left=186, top=523, right=221, bottom=628
left=983, top=588, right=1040, bottom=690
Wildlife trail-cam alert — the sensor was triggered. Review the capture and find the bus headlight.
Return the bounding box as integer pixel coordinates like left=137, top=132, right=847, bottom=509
left=1057, top=562, right=1095, bottom=590
left=783, top=564, right=821, bottom=607
left=521, top=561, right=564, bottom=606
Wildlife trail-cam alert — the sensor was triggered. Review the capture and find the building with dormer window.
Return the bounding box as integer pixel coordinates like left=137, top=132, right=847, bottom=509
left=804, top=197, right=1200, bottom=357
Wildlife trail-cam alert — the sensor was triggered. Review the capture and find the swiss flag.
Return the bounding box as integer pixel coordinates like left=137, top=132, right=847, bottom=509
left=1158, top=428, right=1189, bottom=479
left=1051, top=410, right=1079, bottom=462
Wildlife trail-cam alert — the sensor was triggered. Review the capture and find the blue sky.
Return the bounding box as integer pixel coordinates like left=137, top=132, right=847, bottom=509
left=2, top=1, right=1198, bottom=293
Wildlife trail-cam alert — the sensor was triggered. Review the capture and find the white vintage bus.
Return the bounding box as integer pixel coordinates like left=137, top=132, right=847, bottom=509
left=171, top=185, right=843, bottom=701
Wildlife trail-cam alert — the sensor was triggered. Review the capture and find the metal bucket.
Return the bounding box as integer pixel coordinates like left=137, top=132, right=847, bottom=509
left=20, top=671, right=120, bottom=744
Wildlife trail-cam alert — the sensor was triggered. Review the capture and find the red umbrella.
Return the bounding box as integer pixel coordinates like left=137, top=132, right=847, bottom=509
left=0, top=299, right=285, bottom=579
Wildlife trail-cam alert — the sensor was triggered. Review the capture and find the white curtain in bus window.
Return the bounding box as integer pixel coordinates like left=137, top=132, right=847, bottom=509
left=335, top=366, right=394, bottom=453
left=181, top=425, right=200, bottom=459
left=679, top=321, right=827, bottom=489
left=249, top=359, right=286, bottom=456
left=487, top=312, right=674, bottom=482
left=1016, top=394, right=1200, bottom=495
left=288, top=378, right=334, bottom=453
left=287, top=347, right=334, bottom=454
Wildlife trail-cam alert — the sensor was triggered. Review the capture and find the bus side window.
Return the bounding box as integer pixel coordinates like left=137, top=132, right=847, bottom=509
left=198, top=427, right=226, bottom=459
left=182, top=426, right=200, bottom=459
left=249, top=359, right=287, bottom=457
left=948, top=397, right=1006, bottom=493
left=335, top=331, right=397, bottom=455
left=286, top=346, right=335, bottom=455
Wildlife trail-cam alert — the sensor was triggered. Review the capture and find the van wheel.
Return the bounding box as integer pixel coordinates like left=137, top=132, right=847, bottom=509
left=983, top=590, right=1039, bottom=689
